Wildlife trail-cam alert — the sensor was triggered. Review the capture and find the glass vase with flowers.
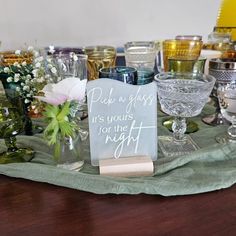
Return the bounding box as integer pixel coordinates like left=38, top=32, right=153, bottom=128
left=35, top=77, right=87, bottom=171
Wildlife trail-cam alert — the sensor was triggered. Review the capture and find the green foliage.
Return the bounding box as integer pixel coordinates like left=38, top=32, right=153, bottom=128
left=43, top=101, right=78, bottom=159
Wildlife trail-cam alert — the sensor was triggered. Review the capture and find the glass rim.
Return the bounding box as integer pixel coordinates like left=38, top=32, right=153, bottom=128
left=55, top=52, right=88, bottom=59
left=163, top=39, right=203, bottom=45
left=154, top=72, right=216, bottom=83
left=175, top=35, right=203, bottom=41
left=99, top=66, right=137, bottom=75
left=124, top=41, right=155, bottom=48
left=84, top=45, right=116, bottom=52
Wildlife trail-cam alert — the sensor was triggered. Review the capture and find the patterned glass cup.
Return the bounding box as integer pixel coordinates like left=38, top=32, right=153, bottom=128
left=84, top=46, right=116, bottom=81
left=124, top=41, right=156, bottom=70
left=155, top=72, right=215, bottom=157
left=162, top=39, right=203, bottom=71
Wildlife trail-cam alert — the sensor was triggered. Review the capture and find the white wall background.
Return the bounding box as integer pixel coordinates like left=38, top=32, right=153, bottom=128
left=0, top=0, right=222, bottom=50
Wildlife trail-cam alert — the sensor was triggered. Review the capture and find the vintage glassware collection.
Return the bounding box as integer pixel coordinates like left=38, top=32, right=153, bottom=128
left=0, top=28, right=236, bottom=170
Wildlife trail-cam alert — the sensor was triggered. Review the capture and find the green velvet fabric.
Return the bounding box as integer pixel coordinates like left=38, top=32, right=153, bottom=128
left=0, top=104, right=235, bottom=196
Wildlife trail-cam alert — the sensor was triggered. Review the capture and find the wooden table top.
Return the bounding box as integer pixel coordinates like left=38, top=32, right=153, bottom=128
left=0, top=174, right=236, bottom=236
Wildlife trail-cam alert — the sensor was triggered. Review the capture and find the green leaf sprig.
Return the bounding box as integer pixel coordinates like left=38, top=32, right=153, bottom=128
left=43, top=101, right=78, bottom=160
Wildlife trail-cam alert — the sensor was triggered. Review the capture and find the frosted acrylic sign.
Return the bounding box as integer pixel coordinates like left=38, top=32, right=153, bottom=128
left=87, top=79, right=157, bottom=166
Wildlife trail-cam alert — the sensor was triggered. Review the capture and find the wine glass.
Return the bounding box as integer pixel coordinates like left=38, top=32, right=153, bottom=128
left=216, top=81, right=236, bottom=143
left=0, top=91, right=34, bottom=164
left=155, top=72, right=215, bottom=157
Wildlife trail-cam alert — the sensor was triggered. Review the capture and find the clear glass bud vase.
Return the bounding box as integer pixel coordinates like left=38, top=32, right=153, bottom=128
left=56, top=134, right=86, bottom=171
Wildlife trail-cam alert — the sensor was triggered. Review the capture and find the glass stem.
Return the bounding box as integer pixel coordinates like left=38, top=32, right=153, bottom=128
left=228, top=116, right=236, bottom=139
left=172, top=117, right=187, bottom=142
left=5, top=136, right=18, bottom=152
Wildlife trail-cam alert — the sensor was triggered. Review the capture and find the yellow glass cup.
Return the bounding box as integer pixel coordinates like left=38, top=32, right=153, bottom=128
left=168, top=57, right=206, bottom=73
left=84, top=46, right=116, bottom=81
left=162, top=39, right=202, bottom=71
left=0, top=50, right=33, bottom=66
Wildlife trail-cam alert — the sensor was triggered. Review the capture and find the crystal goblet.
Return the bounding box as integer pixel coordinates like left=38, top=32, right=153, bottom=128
left=155, top=72, right=215, bottom=157
left=216, top=81, right=236, bottom=143
left=162, top=57, right=207, bottom=134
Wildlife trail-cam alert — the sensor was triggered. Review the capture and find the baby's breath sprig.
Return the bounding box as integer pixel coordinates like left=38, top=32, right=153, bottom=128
left=0, top=46, right=58, bottom=104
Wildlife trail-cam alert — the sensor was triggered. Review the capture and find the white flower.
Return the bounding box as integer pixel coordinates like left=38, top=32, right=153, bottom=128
left=22, top=61, right=27, bottom=66
left=37, top=77, right=45, bottom=83
left=24, top=98, right=31, bottom=104
left=32, top=69, right=38, bottom=77
left=47, top=64, right=53, bottom=69
left=23, top=85, right=30, bottom=91
left=14, top=73, right=20, bottom=78
left=15, top=50, right=21, bottom=55
left=27, top=46, right=34, bottom=51
left=33, top=50, right=39, bottom=57
left=14, top=77, right=20, bottom=82
left=13, top=62, right=19, bottom=67
left=35, top=78, right=87, bottom=105
left=16, top=87, right=21, bottom=92
left=7, top=77, right=13, bottom=82
left=26, top=74, right=32, bottom=79
left=48, top=45, right=55, bottom=54
left=35, top=56, right=43, bottom=63
left=50, top=67, right=57, bottom=74
left=35, top=62, right=41, bottom=68
left=4, top=67, right=10, bottom=73
left=73, top=54, right=78, bottom=61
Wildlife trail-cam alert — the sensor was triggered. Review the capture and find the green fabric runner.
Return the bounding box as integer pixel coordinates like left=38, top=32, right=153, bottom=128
left=0, top=104, right=236, bottom=196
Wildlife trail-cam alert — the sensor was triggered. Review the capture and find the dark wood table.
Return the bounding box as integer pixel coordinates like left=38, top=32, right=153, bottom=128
left=0, top=174, right=236, bottom=236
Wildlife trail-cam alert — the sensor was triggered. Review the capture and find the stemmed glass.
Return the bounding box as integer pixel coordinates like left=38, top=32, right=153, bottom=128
left=202, top=58, right=236, bottom=126
left=155, top=72, right=215, bottom=157
left=216, top=81, right=236, bottom=143
left=0, top=90, right=34, bottom=163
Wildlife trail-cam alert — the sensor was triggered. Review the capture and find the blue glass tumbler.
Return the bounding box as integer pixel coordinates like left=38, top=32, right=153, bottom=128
left=99, top=66, right=138, bottom=84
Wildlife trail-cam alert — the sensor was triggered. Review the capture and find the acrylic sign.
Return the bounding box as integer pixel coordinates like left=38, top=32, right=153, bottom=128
left=87, top=79, right=157, bottom=166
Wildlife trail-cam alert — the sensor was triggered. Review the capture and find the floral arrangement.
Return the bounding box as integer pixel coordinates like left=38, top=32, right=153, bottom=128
left=35, top=77, right=87, bottom=159
left=0, top=46, right=59, bottom=104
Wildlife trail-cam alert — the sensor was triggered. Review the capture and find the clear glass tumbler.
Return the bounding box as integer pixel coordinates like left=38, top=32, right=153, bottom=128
left=124, top=41, right=156, bottom=70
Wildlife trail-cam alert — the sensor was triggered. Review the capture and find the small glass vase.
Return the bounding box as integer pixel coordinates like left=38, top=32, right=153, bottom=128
left=56, top=133, right=86, bottom=171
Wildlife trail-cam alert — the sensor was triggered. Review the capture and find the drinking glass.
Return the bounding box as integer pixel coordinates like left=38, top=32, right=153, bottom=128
left=163, top=57, right=207, bottom=133
left=168, top=57, right=206, bottom=74
left=162, top=39, right=203, bottom=72
left=0, top=90, right=34, bottom=163
left=84, top=46, right=116, bottom=81
left=124, top=41, right=156, bottom=70
left=155, top=72, right=215, bottom=157
left=136, top=68, right=154, bottom=85
left=99, top=66, right=137, bottom=84
left=202, top=58, right=236, bottom=126
left=175, top=35, right=202, bottom=41
left=55, top=53, right=88, bottom=81
left=216, top=81, right=236, bottom=143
